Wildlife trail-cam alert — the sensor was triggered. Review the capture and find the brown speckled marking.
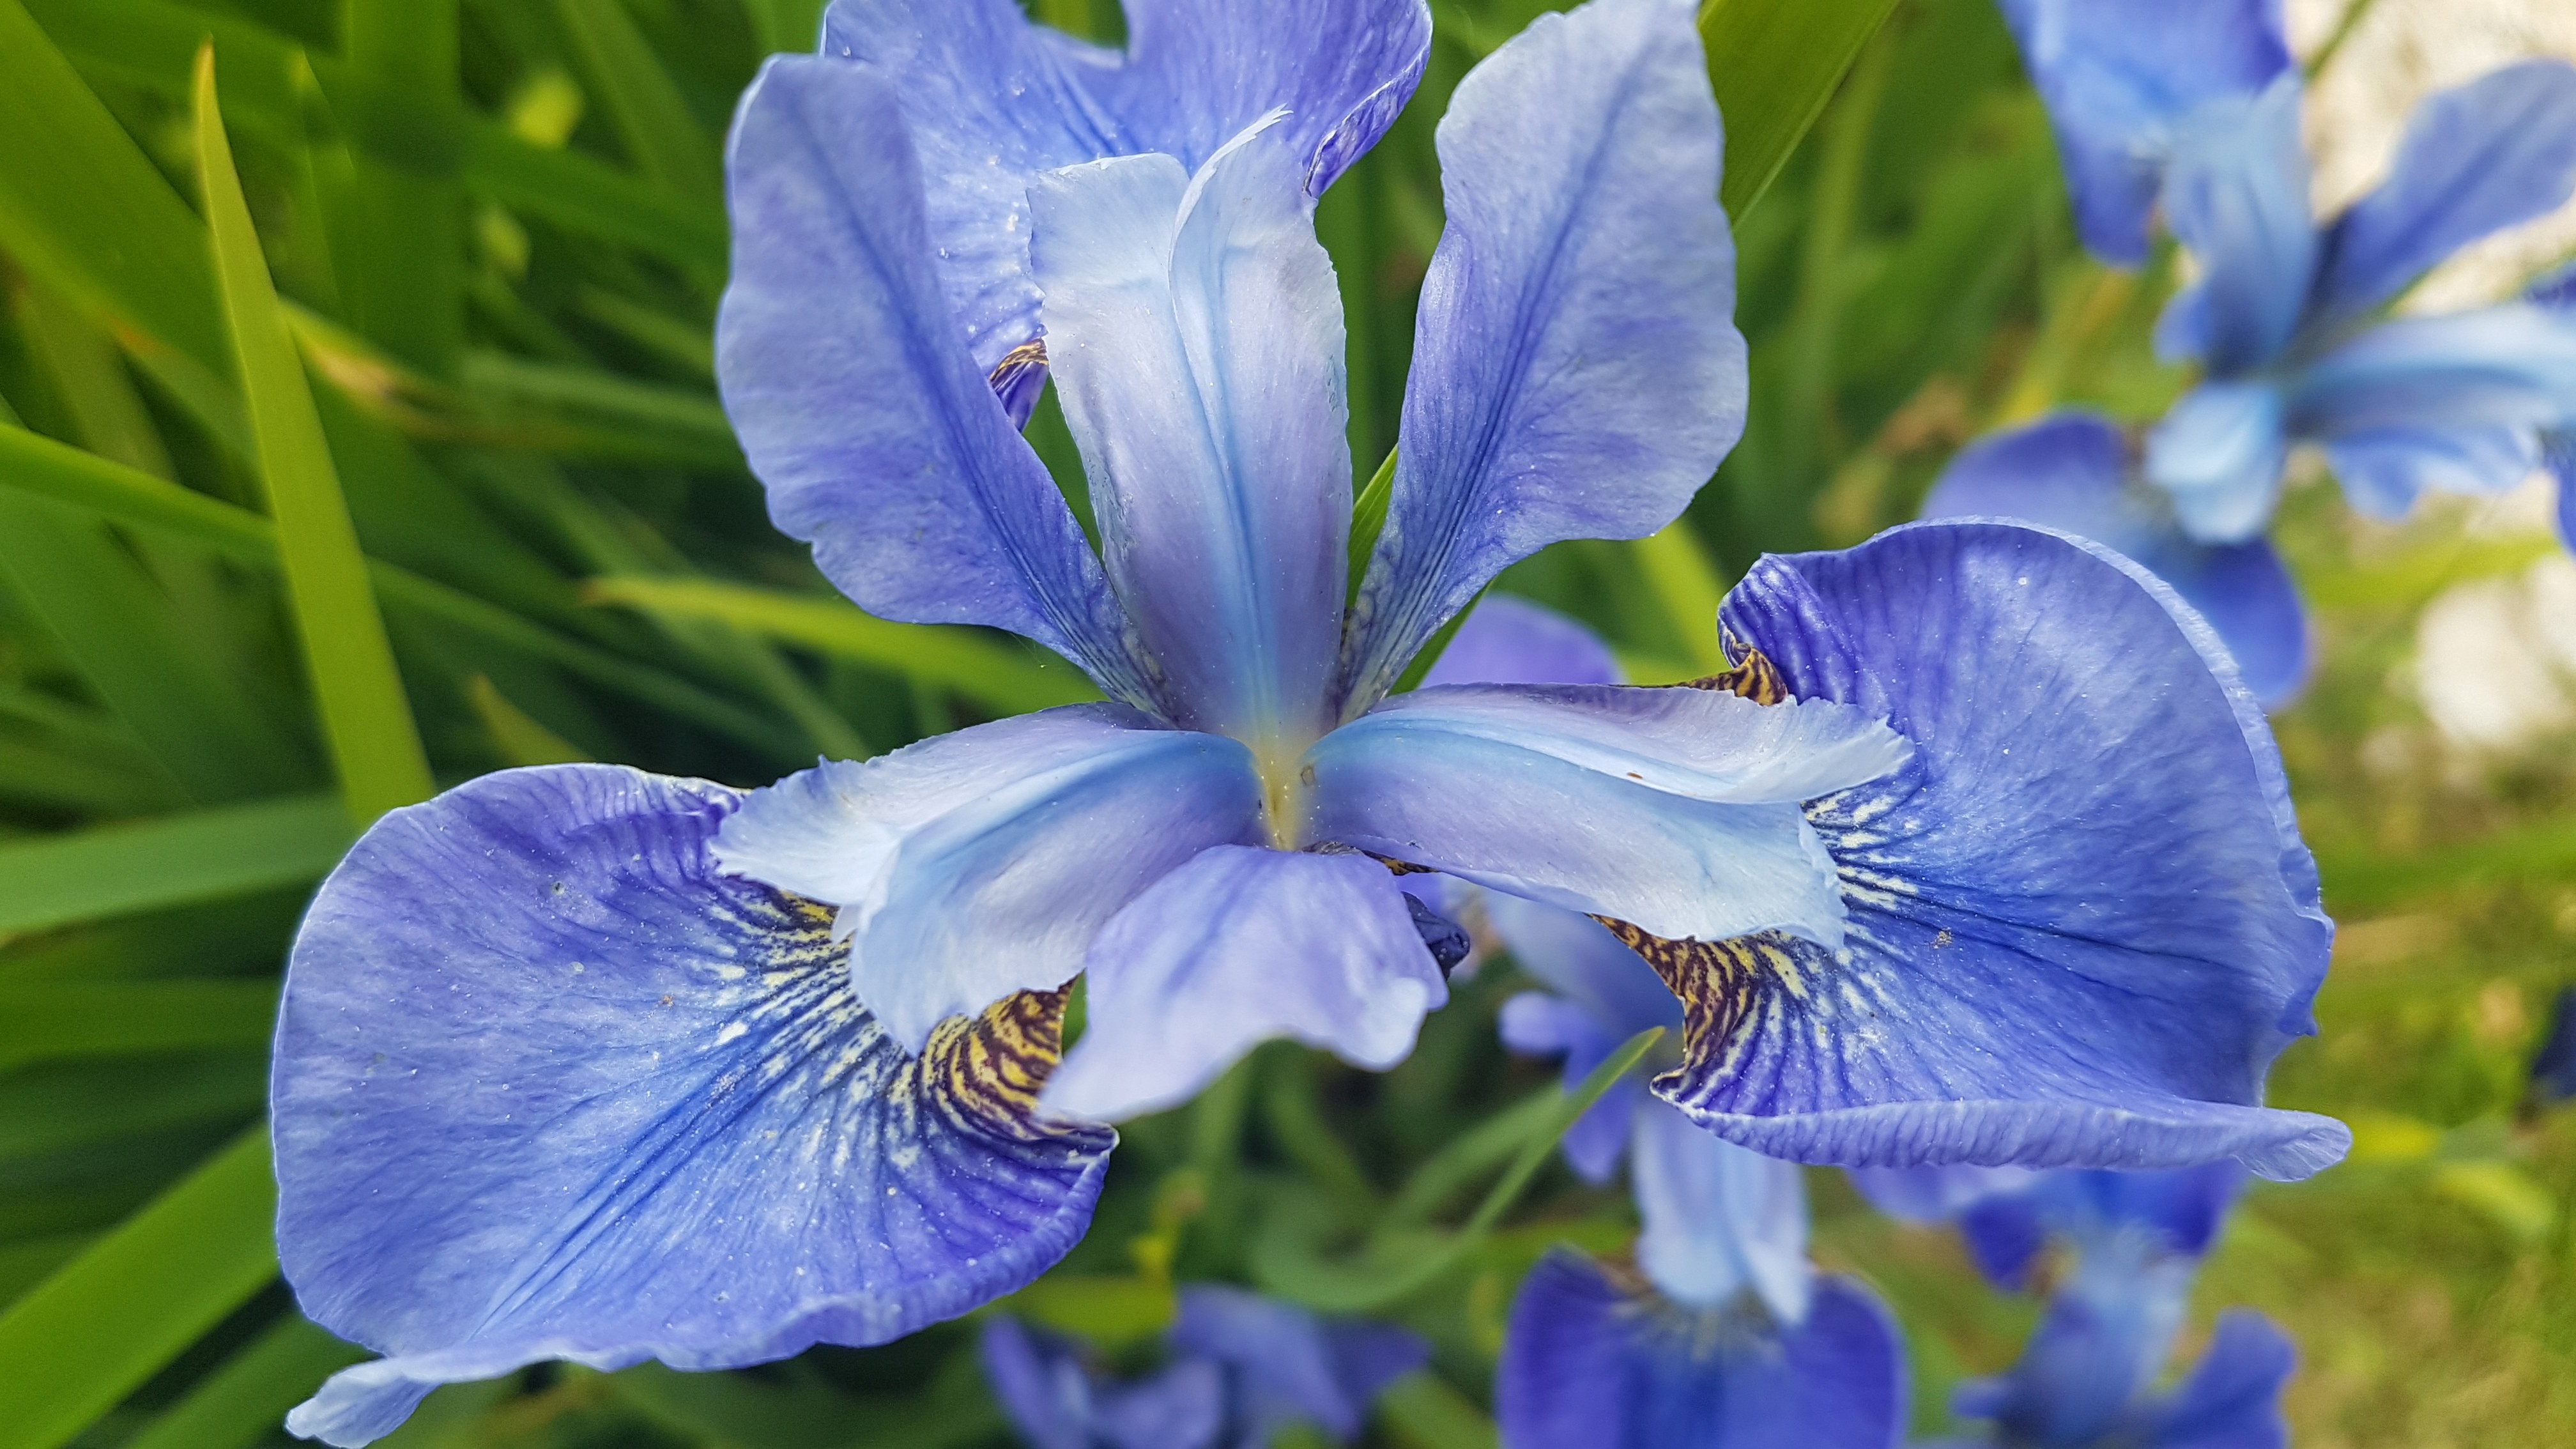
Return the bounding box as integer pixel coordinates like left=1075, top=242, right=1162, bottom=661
left=1680, top=638, right=1788, bottom=705
left=919, top=987, right=1075, bottom=1144
left=987, top=337, right=1048, bottom=394
left=1591, top=918, right=1777, bottom=1071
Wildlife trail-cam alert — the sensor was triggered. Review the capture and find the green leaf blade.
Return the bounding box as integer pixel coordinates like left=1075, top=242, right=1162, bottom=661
left=1700, top=0, right=1906, bottom=218
left=0, top=1128, right=278, bottom=1449
left=0, top=793, right=350, bottom=937
left=194, top=45, right=436, bottom=825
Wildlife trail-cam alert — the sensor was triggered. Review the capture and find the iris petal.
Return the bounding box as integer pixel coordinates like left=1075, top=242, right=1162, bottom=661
left=1995, top=0, right=2292, bottom=265
left=2140, top=1310, right=2297, bottom=1449
left=2324, top=424, right=2542, bottom=519
left=714, top=706, right=1263, bottom=1052
left=1498, top=990, right=1642, bottom=1183
left=2159, top=75, right=2314, bottom=374
left=1629, top=1107, right=1812, bottom=1321
left=2288, top=303, right=2576, bottom=438
left=819, top=0, right=1430, bottom=375
left=1650, top=521, right=2344, bottom=1181
left=1043, top=846, right=1446, bottom=1123
left=1925, top=413, right=2310, bottom=707
left=2313, top=61, right=2576, bottom=325
left=716, top=57, right=1146, bottom=700
left=1423, top=594, right=1625, bottom=689
left=1497, top=1250, right=1908, bottom=1449
left=274, top=767, right=1112, bottom=1447
left=1169, top=1285, right=1429, bottom=1444
left=1303, top=683, right=1910, bottom=946
left=1342, top=0, right=1742, bottom=709
left=1030, top=124, right=1350, bottom=741
left=2144, top=381, right=2288, bottom=544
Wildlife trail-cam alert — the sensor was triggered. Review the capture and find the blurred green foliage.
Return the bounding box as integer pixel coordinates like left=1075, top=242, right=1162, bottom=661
left=0, top=1, right=2569, bottom=1446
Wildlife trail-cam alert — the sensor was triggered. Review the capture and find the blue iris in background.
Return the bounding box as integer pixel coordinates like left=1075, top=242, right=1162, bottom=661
left=266, top=0, right=2343, bottom=1441
left=1945, top=8, right=2576, bottom=707
left=980, top=1286, right=1424, bottom=1449
left=1856, top=1163, right=2294, bottom=1449
left=1993, top=0, right=2295, bottom=268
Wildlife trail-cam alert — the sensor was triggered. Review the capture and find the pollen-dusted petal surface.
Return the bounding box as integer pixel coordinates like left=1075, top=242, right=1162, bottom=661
left=1343, top=0, right=1742, bottom=707
left=713, top=705, right=1265, bottom=1052
left=820, top=0, right=1430, bottom=372
left=1653, top=521, right=2346, bottom=1181
left=716, top=56, right=1145, bottom=701
left=1043, top=846, right=1446, bottom=1123
left=1923, top=413, right=2308, bottom=707
left=273, top=766, right=1112, bottom=1448
left=1496, top=1250, right=1906, bottom=1449
left=1303, top=683, right=1908, bottom=947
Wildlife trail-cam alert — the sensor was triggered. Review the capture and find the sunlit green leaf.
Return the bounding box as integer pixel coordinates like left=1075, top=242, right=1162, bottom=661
left=117, top=1316, right=365, bottom=1449
left=197, top=43, right=437, bottom=825
left=1701, top=0, right=1906, bottom=218
left=0, top=982, right=282, bottom=1069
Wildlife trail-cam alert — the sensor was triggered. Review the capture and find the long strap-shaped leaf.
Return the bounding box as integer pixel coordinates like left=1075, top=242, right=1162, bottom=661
left=1701, top=0, right=1905, bottom=218
left=0, top=793, right=349, bottom=937
left=116, top=1317, right=366, bottom=1449
left=0, top=1129, right=277, bottom=1449
left=195, top=43, right=434, bottom=826
left=0, top=420, right=794, bottom=755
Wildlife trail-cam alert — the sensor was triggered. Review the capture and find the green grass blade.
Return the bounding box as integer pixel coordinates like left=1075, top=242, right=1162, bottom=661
left=0, top=793, right=349, bottom=937
left=0, top=424, right=798, bottom=757
left=1376, top=1372, right=1499, bottom=1449
left=587, top=576, right=1101, bottom=716
left=195, top=45, right=435, bottom=824
left=0, top=1128, right=278, bottom=1449
left=1347, top=446, right=1396, bottom=597
left=1630, top=523, right=1731, bottom=672
left=0, top=493, right=309, bottom=802
left=118, top=1317, right=365, bottom=1449
left=553, top=0, right=721, bottom=200
left=334, top=0, right=462, bottom=372
left=24, top=0, right=726, bottom=280
left=1700, top=0, right=1905, bottom=218
left=0, top=0, right=226, bottom=371
left=0, top=983, right=282, bottom=1070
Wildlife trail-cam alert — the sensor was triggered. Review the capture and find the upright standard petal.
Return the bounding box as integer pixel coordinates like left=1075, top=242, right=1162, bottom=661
left=2313, top=61, right=2576, bottom=324
left=1303, top=684, right=1911, bottom=947
left=1955, top=1239, right=2197, bottom=1449
left=2159, top=75, right=2314, bottom=374
left=2144, top=381, right=2288, bottom=544
left=1924, top=414, right=2309, bottom=706
left=1956, top=1162, right=2245, bottom=1290
left=1656, top=522, right=2346, bottom=1181
left=1424, top=594, right=1625, bottom=689
left=1043, top=847, right=1447, bottom=1123
left=820, top=0, right=1430, bottom=373
left=1031, top=124, right=1350, bottom=742
left=1996, top=0, right=2292, bottom=265
left=716, top=58, right=1146, bottom=701
left=2555, top=434, right=2576, bottom=555
left=1342, top=0, right=1742, bottom=709
left=1496, top=1250, right=1906, bottom=1449
left=712, top=706, right=1264, bottom=1052
left=1630, top=1107, right=1813, bottom=1321
left=275, top=767, right=1113, bottom=1447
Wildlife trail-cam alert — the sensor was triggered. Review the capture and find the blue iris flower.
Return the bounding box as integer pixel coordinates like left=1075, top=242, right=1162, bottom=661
left=2142, top=62, right=2576, bottom=545
left=1995, top=0, right=2294, bottom=266
left=2536, top=263, right=2576, bottom=556
left=266, top=0, right=2345, bottom=1440
left=981, top=1286, right=1425, bottom=1449
left=1928, top=57, right=2576, bottom=707
left=1859, top=1163, right=2294, bottom=1449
